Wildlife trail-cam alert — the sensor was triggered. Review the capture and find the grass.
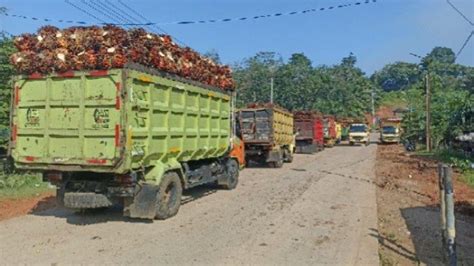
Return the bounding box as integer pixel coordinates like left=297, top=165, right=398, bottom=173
left=0, top=173, right=53, bottom=199
left=416, top=149, right=474, bottom=188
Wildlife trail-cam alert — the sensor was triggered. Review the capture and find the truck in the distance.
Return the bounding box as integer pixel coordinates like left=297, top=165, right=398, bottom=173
left=237, top=103, right=294, bottom=168
left=9, top=64, right=242, bottom=220
left=293, top=111, right=324, bottom=154
left=323, top=115, right=337, bottom=147
left=349, top=122, right=370, bottom=146
left=380, top=117, right=402, bottom=144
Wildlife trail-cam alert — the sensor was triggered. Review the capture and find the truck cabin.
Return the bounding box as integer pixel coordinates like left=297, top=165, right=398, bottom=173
left=381, top=125, right=399, bottom=135
left=349, top=124, right=368, bottom=133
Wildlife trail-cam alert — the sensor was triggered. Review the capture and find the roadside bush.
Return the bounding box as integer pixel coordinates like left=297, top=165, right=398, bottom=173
left=0, top=173, right=43, bottom=189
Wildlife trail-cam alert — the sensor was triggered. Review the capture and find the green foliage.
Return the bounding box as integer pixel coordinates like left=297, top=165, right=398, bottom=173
left=0, top=172, right=52, bottom=199
left=233, top=51, right=283, bottom=107
left=375, top=47, right=474, bottom=149
left=417, top=148, right=473, bottom=188
left=422, top=47, right=456, bottom=68
left=0, top=35, right=15, bottom=150
left=379, top=91, right=407, bottom=107
left=371, top=62, right=419, bottom=91
left=312, top=54, right=375, bottom=117
left=234, top=52, right=374, bottom=118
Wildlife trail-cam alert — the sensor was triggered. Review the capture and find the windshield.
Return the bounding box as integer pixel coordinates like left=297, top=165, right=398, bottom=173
left=382, top=126, right=397, bottom=134
left=350, top=125, right=366, bottom=133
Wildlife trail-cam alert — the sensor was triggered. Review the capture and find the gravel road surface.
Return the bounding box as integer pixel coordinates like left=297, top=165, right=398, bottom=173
left=0, top=140, right=379, bottom=265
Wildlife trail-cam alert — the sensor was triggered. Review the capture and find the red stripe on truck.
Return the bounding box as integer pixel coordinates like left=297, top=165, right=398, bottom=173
left=58, top=71, right=75, bottom=78
left=115, top=124, right=121, bottom=147
left=14, top=86, right=20, bottom=106
left=86, top=159, right=107, bottom=164
left=88, top=70, right=109, bottom=77
left=12, top=124, right=17, bottom=141
left=28, top=73, right=43, bottom=79
left=25, top=156, right=36, bottom=162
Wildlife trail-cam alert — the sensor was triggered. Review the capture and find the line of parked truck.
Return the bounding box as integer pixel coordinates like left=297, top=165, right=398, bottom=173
left=8, top=64, right=378, bottom=220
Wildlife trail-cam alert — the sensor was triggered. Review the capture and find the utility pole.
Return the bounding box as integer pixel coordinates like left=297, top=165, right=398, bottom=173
left=270, top=77, right=274, bottom=104
left=371, top=89, right=376, bottom=127
left=425, top=73, right=432, bottom=152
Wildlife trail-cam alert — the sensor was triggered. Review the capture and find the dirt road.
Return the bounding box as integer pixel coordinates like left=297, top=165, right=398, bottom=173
left=0, top=140, right=379, bottom=265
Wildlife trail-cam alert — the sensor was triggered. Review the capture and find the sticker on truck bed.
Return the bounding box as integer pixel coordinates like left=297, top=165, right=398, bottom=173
left=25, top=108, right=40, bottom=127
left=93, top=108, right=110, bottom=129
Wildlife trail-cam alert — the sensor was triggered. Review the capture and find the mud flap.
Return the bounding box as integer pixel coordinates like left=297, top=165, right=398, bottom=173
left=295, top=144, right=316, bottom=154
left=124, top=183, right=158, bottom=219
left=266, top=149, right=282, bottom=163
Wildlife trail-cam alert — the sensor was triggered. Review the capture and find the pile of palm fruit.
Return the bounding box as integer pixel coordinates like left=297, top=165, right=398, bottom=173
left=10, top=25, right=234, bottom=90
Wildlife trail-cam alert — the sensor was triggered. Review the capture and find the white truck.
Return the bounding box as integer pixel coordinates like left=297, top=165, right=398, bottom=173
left=349, top=123, right=370, bottom=146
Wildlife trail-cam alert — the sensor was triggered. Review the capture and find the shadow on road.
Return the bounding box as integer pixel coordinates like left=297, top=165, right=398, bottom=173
left=29, top=184, right=221, bottom=225
left=368, top=228, right=419, bottom=262
left=400, top=206, right=474, bottom=265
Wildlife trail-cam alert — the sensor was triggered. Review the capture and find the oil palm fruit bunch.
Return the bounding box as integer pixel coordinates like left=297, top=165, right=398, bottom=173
left=10, top=25, right=235, bottom=90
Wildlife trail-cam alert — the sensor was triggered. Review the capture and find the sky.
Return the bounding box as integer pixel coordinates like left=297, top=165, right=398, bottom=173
left=0, top=0, right=473, bottom=74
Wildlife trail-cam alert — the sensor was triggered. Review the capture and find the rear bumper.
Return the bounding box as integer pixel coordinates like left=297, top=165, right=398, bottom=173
left=381, top=136, right=400, bottom=143
left=63, top=192, right=113, bottom=209
left=349, top=136, right=369, bottom=143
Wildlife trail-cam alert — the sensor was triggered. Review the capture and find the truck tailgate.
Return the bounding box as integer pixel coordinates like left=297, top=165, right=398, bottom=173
left=11, top=70, right=124, bottom=170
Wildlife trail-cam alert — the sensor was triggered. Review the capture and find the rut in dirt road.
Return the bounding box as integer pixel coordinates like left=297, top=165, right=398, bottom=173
left=0, top=140, right=379, bottom=265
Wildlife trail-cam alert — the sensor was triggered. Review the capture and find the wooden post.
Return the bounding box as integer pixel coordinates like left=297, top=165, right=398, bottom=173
left=425, top=74, right=432, bottom=152
left=438, top=164, right=446, bottom=245
left=444, top=166, right=456, bottom=265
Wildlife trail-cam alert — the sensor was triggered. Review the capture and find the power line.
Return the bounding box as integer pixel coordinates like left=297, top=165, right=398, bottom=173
left=445, top=0, right=474, bottom=59
left=2, top=0, right=380, bottom=27
left=105, top=0, right=159, bottom=34
left=456, top=30, right=474, bottom=58
left=79, top=0, right=122, bottom=25
left=446, top=0, right=474, bottom=26
left=64, top=0, right=106, bottom=24
left=87, top=0, right=133, bottom=28
left=116, top=0, right=169, bottom=33
left=115, top=0, right=188, bottom=46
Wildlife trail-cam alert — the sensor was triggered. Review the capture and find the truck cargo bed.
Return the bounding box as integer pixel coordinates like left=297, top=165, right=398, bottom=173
left=10, top=64, right=232, bottom=173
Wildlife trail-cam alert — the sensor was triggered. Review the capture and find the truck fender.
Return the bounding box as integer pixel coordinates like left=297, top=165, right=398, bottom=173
left=144, top=159, right=184, bottom=185
left=125, top=159, right=184, bottom=219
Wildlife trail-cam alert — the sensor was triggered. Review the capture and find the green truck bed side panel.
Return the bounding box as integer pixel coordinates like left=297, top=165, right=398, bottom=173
left=11, top=68, right=231, bottom=174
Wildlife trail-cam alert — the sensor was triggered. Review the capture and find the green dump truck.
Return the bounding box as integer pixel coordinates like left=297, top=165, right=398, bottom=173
left=9, top=64, right=240, bottom=219
left=237, top=103, right=294, bottom=168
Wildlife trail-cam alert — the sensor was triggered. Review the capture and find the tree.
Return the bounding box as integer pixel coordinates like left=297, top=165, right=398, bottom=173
left=422, top=47, right=456, bottom=68
left=313, top=53, right=375, bottom=118
left=233, top=52, right=283, bottom=107
left=0, top=34, right=15, bottom=150
left=371, top=62, right=419, bottom=91
left=274, top=53, right=318, bottom=110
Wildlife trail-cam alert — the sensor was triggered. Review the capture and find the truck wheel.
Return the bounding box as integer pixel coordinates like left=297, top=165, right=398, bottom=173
left=221, top=159, right=239, bottom=190
left=284, top=148, right=293, bottom=163
left=155, top=172, right=182, bottom=220
left=271, top=158, right=283, bottom=168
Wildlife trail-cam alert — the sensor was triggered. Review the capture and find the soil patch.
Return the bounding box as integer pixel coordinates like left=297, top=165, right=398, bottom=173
left=375, top=144, right=474, bottom=265
left=0, top=191, right=56, bottom=221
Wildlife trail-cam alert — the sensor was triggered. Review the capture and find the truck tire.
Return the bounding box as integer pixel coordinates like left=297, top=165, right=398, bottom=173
left=155, top=172, right=183, bottom=220
left=284, top=148, right=293, bottom=163
left=221, top=159, right=239, bottom=190
left=271, top=158, right=283, bottom=168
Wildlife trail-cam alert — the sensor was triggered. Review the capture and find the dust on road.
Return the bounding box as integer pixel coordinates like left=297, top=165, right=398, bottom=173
left=0, top=141, right=379, bottom=265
